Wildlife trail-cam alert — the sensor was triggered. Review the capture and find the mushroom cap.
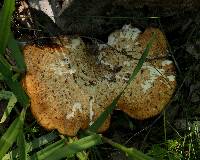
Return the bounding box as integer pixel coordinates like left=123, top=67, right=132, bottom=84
left=98, top=25, right=176, bottom=119
left=22, top=25, right=176, bottom=136
left=22, top=38, right=112, bottom=136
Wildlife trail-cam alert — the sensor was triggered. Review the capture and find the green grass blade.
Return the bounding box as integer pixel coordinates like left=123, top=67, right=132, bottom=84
left=76, top=151, right=88, bottom=160
left=63, top=134, right=102, bottom=159
left=0, top=90, right=13, bottom=100
left=89, top=93, right=123, bottom=132
left=0, top=55, right=13, bottom=78
left=125, top=33, right=156, bottom=87
left=0, top=76, right=3, bottom=80
left=3, top=132, right=58, bottom=160
left=0, top=0, right=28, bottom=107
left=0, top=107, right=27, bottom=159
left=7, top=33, right=26, bottom=73
left=26, top=132, right=59, bottom=153
left=127, top=148, right=154, bottom=160
left=0, top=73, right=4, bottom=80
left=0, top=93, right=17, bottom=123
left=31, top=139, right=66, bottom=160
left=0, top=62, right=29, bottom=107
left=68, top=137, right=89, bottom=160
left=88, top=32, right=156, bottom=133
left=17, top=129, right=27, bottom=160
left=0, top=0, right=15, bottom=54
left=0, top=57, right=29, bottom=107
left=32, top=134, right=102, bottom=160
left=102, top=136, right=153, bottom=160
left=5, top=77, right=29, bottom=107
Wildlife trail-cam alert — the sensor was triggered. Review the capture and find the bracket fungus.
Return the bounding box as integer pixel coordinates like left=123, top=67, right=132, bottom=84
left=22, top=25, right=176, bottom=136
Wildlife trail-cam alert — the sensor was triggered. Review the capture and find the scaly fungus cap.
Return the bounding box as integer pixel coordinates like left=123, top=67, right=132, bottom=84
left=22, top=25, right=176, bottom=136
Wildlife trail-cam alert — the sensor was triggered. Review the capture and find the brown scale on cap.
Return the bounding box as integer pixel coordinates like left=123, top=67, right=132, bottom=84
left=22, top=25, right=176, bottom=136
left=137, top=28, right=168, bottom=57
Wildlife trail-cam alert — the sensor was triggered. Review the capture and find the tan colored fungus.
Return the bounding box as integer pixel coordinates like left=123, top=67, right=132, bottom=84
left=22, top=25, right=176, bottom=136
left=98, top=25, right=176, bottom=119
